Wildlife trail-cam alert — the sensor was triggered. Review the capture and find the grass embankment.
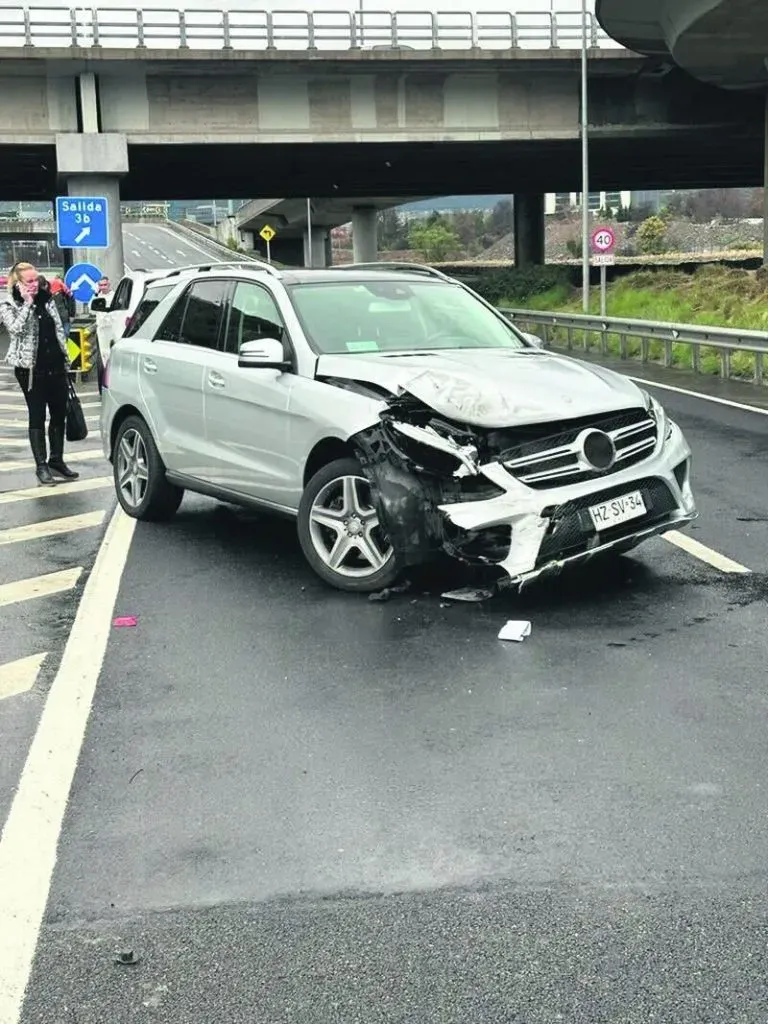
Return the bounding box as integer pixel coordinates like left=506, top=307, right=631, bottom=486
left=506, top=266, right=768, bottom=379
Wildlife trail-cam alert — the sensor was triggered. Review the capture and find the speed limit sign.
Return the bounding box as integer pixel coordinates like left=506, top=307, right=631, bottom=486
left=591, top=226, right=616, bottom=254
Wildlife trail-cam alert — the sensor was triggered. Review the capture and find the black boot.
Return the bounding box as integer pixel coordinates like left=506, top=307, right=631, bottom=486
left=29, top=428, right=55, bottom=487
left=48, top=422, right=79, bottom=480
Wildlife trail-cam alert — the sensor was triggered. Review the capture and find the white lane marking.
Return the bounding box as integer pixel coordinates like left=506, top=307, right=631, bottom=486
left=0, top=654, right=47, bottom=702
left=0, top=511, right=106, bottom=546
left=630, top=376, right=768, bottom=417
left=1, top=431, right=101, bottom=447
left=0, top=568, right=82, bottom=608
left=131, top=249, right=141, bottom=258
left=0, top=417, right=100, bottom=429
left=150, top=222, right=223, bottom=262
left=0, top=477, right=112, bottom=505
left=0, top=404, right=28, bottom=412
left=0, top=509, right=135, bottom=1022
left=0, top=450, right=104, bottom=473
left=663, top=530, right=751, bottom=574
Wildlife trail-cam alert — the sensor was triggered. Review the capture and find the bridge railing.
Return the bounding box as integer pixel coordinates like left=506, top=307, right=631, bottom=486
left=0, top=7, right=620, bottom=50
left=500, top=308, right=768, bottom=385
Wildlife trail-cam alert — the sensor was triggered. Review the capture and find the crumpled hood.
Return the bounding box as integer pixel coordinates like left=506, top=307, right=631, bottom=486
left=315, top=349, right=646, bottom=428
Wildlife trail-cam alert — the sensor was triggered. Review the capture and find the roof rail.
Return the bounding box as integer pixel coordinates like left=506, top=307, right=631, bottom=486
left=162, top=260, right=282, bottom=279
left=337, top=261, right=453, bottom=281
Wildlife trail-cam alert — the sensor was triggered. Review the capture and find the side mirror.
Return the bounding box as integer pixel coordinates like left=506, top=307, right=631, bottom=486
left=238, top=337, right=290, bottom=370
left=523, top=332, right=545, bottom=349
left=90, top=297, right=108, bottom=312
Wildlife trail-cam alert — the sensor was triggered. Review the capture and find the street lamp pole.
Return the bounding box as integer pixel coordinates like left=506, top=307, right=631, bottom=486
left=580, top=0, right=590, bottom=313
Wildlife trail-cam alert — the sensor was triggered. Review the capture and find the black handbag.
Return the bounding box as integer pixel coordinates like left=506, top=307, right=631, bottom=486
left=65, top=377, right=89, bottom=442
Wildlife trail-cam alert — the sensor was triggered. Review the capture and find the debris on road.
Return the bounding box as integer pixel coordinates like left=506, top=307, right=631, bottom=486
left=368, top=580, right=411, bottom=603
left=114, top=949, right=140, bottom=966
left=113, top=616, right=138, bottom=628
left=441, top=585, right=495, bottom=603
left=498, top=620, right=532, bottom=642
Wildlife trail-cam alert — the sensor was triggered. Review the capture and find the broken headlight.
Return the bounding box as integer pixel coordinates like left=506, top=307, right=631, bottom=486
left=643, top=390, right=673, bottom=442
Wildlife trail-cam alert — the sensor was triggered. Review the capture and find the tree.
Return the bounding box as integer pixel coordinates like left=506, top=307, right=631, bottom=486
left=489, top=199, right=514, bottom=239
left=408, top=220, right=460, bottom=262
left=636, top=215, right=668, bottom=255
left=377, top=208, right=408, bottom=251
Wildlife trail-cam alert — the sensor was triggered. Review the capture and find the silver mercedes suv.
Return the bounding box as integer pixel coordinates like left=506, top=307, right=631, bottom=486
left=101, top=261, right=697, bottom=593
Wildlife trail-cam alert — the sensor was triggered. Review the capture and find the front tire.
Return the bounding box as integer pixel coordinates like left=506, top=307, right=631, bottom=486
left=297, top=457, right=400, bottom=593
left=113, top=415, right=183, bottom=522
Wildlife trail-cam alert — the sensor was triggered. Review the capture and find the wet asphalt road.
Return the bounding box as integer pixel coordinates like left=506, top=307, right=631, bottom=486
left=5, top=360, right=768, bottom=1022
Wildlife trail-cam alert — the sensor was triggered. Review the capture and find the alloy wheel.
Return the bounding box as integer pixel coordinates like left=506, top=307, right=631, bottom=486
left=308, top=474, right=392, bottom=579
left=116, top=428, right=149, bottom=509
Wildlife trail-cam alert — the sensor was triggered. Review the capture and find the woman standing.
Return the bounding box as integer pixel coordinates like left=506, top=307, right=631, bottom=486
left=1, top=262, right=79, bottom=486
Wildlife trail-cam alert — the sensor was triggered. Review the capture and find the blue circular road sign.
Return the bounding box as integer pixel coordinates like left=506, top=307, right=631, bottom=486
left=64, top=262, right=103, bottom=303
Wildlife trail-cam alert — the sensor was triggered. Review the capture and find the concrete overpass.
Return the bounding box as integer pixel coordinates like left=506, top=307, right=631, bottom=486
left=596, top=0, right=768, bottom=261
left=0, top=219, right=55, bottom=239
left=596, top=0, right=768, bottom=90
left=233, top=197, right=429, bottom=266
left=2, top=5, right=766, bottom=280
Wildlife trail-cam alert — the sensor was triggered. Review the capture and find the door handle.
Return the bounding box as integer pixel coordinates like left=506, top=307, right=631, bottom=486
left=208, top=372, right=226, bottom=389
left=143, top=358, right=158, bottom=374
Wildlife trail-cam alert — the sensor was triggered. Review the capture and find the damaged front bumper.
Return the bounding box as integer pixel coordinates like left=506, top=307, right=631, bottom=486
left=353, top=410, right=696, bottom=589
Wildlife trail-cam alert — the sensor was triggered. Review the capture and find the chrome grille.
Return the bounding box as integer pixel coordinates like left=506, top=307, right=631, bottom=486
left=503, top=409, right=658, bottom=489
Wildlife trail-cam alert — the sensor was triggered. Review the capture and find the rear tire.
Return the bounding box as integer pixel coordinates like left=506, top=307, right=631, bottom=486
left=298, top=457, right=400, bottom=593
left=113, top=415, right=183, bottom=522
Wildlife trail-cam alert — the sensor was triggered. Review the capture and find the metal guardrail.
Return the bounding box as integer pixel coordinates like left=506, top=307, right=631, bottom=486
left=0, top=7, right=619, bottom=51
left=501, top=308, right=768, bottom=385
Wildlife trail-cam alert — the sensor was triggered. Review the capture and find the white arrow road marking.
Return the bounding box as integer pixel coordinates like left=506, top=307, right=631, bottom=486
left=74, top=226, right=90, bottom=245
left=0, top=567, right=82, bottom=608
left=0, top=511, right=106, bottom=546
left=0, top=654, right=47, bottom=702
left=0, top=477, right=112, bottom=505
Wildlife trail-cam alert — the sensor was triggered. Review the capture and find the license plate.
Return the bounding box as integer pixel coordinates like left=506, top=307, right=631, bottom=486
left=588, top=490, right=647, bottom=531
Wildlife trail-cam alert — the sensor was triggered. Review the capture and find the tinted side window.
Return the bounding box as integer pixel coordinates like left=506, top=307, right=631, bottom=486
left=223, top=281, right=285, bottom=355
left=111, top=278, right=132, bottom=311
left=180, top=280, right=229, bottom=349
left=124, top=284, right=176, bottom=339
left=156, top=292, right=185, bottom=342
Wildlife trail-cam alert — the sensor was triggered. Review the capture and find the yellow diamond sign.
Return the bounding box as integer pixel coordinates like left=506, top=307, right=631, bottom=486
left=259, top=224, right=276, bottom=243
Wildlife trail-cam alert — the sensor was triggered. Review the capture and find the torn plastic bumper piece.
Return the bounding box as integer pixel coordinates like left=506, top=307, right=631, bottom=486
left=351, top=417, right=550, bottom=574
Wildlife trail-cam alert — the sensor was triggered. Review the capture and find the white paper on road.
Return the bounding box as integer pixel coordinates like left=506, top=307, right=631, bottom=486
left=498, top=620, right=532, bottom=642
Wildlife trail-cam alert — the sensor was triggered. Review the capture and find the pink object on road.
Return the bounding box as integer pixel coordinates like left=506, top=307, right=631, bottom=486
left=113, top=616, right=138, bottom=628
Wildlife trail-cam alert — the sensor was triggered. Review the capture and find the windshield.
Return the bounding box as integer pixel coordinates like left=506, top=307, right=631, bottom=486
left=287, top=279, right=528, bottom=356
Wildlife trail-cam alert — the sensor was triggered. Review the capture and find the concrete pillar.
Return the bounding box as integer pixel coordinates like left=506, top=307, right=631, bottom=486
left=78, top=73, right=99, bottom=133
left=352, top=206, right=378, bottom=263
left=513, top=193, right=546, bottom=268
left=304, top=227, right=329, bottom=268
left=55, top=133, right=128, bottom=288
